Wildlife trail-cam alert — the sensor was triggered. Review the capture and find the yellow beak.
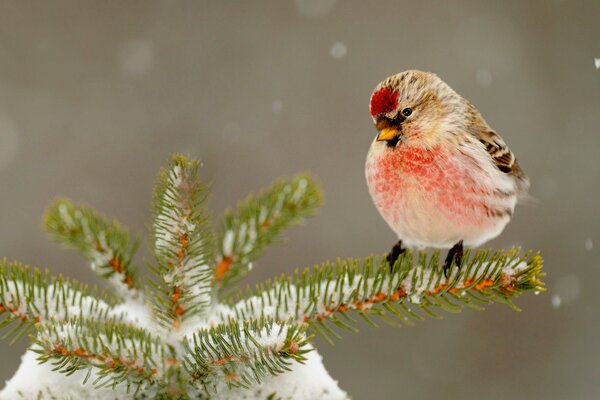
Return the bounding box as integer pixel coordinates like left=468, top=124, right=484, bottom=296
left=376, top=127, right=401, bottom=142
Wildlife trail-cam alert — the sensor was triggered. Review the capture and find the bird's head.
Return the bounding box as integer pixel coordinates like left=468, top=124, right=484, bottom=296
left=369, top=70, right=464, bottom=148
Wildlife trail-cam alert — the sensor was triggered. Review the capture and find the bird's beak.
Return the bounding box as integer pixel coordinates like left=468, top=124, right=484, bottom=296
left=376, top=127, right=401, bottom=142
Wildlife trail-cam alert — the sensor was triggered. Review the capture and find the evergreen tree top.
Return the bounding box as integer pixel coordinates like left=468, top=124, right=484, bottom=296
left=0, top=154, right=544, bottom=399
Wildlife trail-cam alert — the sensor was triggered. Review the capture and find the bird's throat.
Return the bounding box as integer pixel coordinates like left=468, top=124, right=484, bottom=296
left=385, top=136, right=402, bottom=148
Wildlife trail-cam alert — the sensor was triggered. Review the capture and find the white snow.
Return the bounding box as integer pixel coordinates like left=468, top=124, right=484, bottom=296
left=0, top=350, right=130, bottom=400
left=502, top=260, right=529, bottom=276
left=551, top=295, right=561, bottom=309
left=111, top=298, right=154, bottom=330
left=585, top=238, right=593, bottom=251
left=553, top=275, right=581, bottom=305
left=213, top=347, right=347, bottom=400
left=329, top=42, right=347, bottom=60
left=291, top=179, right=308, bottom=204
left=258, top=206, right=268, bottom=224
left=117, top=39, right=154, bottom=77
left=57, top=203, right=75, bottom=227
left=402, top=268, right=433, bottom=304
left=273, top=193, right=285, bottom=216
left=595, top=58, right=600, bottom=69
left=0, top=296, right=350, bottom=399
left=241, top=218, right=257, bottom=255
left=1, top=279, right=113, bottom=324
left=222, top=230, right=235, bottom=256
left=272, top=99, right=283, bottom=114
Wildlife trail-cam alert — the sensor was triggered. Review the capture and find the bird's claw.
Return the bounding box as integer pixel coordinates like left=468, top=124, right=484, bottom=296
left=386, top=240, right=406, bottom=271
left=443, top=240, right=464, bottom=279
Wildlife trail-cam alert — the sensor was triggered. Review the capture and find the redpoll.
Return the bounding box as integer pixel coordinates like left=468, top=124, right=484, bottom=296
left=365, top=70, right=529, bottom=272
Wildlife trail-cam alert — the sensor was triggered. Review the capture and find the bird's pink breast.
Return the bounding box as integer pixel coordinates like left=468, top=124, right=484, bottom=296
left=366, top=144, right=494, bottom=231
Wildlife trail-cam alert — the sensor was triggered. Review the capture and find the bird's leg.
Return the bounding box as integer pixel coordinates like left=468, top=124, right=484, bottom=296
left=443, top=240, right=464, bottom=278
left=386, top=240, right=406, bottom=270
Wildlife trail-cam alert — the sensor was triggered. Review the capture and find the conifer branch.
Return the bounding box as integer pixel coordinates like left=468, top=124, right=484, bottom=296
left=224, top=249, right=544, bottom=342
left=0, top=260, right=116, bottom=342
left=0, top=154, right=545, bottom=399
left=183, top=318, right=310, bottom=391
left=32, top=318, right=169, bottom=392
left=44, top=199, right=139, bottom=292
left=150, top=155, right=215, bottom=329
left=215, top=174, right=322, bottom=291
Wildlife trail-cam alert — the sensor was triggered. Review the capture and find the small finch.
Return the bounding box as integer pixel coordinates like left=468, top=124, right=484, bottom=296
left=365, top=70, right=529, bottom=273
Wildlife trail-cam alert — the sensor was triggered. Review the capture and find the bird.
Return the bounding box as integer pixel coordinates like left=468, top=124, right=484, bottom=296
left=365, top=70, right=529, bottom=274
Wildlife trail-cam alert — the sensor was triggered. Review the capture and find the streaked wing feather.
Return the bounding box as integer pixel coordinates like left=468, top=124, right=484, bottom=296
left=475, top=129, right=530, bottom=191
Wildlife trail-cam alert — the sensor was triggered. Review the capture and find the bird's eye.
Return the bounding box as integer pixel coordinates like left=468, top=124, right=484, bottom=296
left=401, top=108, right=413, bottom=117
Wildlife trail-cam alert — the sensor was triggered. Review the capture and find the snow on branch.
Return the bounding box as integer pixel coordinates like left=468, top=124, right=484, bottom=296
left=150, top=154, right=215, bottom=329
left=0, top=154, right=544, bottom=399
left=0, top=260, right=115, bottom=342
left=44, top=199, right=139, bottom=293
left=183, top=318, right=310, bottom=392
left=216, top=173, right=322, bottom=290
left=32, top=318, right=169, bottom=391
left=223, top=249, right=544, bottom=343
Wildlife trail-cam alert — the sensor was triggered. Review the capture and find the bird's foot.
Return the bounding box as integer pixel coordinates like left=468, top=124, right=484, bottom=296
left=386, top=240, right=406, bottom=270
left=443, top=240, right=464, bottom=278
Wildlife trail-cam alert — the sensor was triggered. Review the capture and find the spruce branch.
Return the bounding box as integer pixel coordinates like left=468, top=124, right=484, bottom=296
left=150, top=155, right=215, bottom=329
left=224, top=249, right=544, bottom=343
left=0, top=153, right=545, bottom=399
left=32, top=318, right=169, bottom=392
left=44, top=199, right=139, bottom=292
left=216, top=174, right=322, bottom=291
left=0, top=260, right=116, bottom=343
left=183, top=318, right=310, bottom=392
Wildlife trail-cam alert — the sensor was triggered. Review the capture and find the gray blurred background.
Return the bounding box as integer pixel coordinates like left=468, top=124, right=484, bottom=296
left=0, top=1, right=599, bottom=399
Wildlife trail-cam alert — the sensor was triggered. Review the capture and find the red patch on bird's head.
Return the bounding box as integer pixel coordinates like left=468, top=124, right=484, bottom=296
left=370, top=86, right=399, bottom=117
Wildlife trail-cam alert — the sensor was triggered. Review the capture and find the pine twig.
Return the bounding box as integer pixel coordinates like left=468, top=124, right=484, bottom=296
left=215, top=173, right=322, bottom=291
left=44, top=199, right=140, bottom=293
left=150, top=155, right=215, bottom=330
left=223, top=249, right=544, bottom=342
left=0, top=260, right=116, bottom=343
left=183, top=317, right=310, bottom=391
left=32, top=318, right=169, bottom=392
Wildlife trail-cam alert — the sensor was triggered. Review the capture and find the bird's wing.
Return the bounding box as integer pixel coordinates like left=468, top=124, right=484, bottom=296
left=474, top=129, right=530, bottom=191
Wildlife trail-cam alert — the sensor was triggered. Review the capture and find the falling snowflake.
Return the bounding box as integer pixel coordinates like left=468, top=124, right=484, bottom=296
left=595, top=58, right=600, bottom=70
left=551, top=295, right=561, bottom=309
left=330, top=42, right=347, bottom=60
left=118, top=39, right=154, bottom=77
left=553, top=275, right=581, bottom=306
left=585, top=239, right=593, bottom=251
left=272, top=99, right=283, bottom=114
